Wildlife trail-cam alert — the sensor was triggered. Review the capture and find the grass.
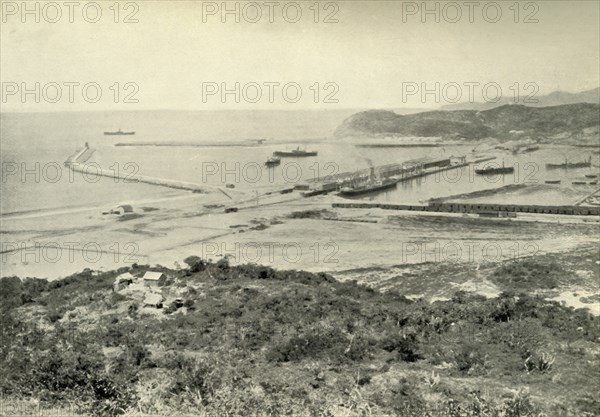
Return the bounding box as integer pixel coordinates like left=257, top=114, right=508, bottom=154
left=1, top=257, right=599, bottom=416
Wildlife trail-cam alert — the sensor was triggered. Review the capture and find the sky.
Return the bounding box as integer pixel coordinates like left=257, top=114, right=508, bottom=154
left=1, top=0, right=599, bottom=111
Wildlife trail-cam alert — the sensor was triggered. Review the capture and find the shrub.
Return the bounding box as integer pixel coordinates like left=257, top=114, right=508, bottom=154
left=490, top=319, right=544, bottom=358
left=268, top=327, right=371, bottom=363
left=163, top=303, right=179, bottom=315
left=524, top=352, right=555, bottom=373
left=184, top=255, right=207, bottom=273
left=454, top=343, right=487, bottom=375
left=380, top=331, right=422, bottom=362
left=504, top=389, right=537, bottom=417
left=490, top=260, right=564, bottom=291
left=161, top=354, right=220, bottom=405
left=216, top=257, right=230, bottom=272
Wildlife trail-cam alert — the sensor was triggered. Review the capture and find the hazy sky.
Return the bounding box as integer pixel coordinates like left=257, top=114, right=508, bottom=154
left=1, top=0, right=599, bottom=111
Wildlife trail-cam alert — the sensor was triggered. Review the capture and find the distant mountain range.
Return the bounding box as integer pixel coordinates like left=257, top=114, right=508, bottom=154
left=334, top=103, right=600, bottom=142
left=440, top=88, right=599, bottom=111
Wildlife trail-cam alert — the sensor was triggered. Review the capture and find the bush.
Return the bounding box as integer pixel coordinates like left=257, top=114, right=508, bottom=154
left=490, top=319, right=544, bottom=358
left=380, top=331, right=422, bottom=362
left=163, top=302, right=179, bottom=315
left=184, top=256, right=206, bottom=273
left=216, top=257, right=230, bottom=272
left=454, top=343, right=487, bottom=375
left=490, top=260, right=564, bottom=291
left=161, top=354, right=220, bottom=405
left=268, top=327, right=371, bottom=363
left=524, top=352, right=555, bottom=373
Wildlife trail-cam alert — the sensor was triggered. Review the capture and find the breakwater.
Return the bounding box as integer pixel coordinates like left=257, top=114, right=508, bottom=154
left=332, top=202, right=600, bottom=216
left=64, top=145, right=210, bottom=193
left=64, top=146, right=94, bottom=166
left=68, top=163, right=209, bottom=193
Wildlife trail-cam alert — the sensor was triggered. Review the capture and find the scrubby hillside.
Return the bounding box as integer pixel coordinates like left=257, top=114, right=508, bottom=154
left=334, top=103, right=600, bottom=141
left=441, top=87, right=600, bottom=111
left=1, top=258, right=599, bottom=416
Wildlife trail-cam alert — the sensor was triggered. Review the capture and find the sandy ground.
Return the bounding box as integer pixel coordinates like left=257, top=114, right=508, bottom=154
left=2, top=172, right=599, bottom=315
left=2, top=184, right=598, bottom=273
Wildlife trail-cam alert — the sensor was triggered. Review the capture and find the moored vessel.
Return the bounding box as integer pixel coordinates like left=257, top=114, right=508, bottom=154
left=475, top=163, right=514, bottom=175
left=273, top=146, right=317, bottom=157
left=338, top=167, right=397, bottom=197
left=104, top=129, right=135, bottom=136
left=338, top=179, right=397, bottom=196
left=265, top=157, right=281, bottom=167
left=546, top=156, right=592, bottom=169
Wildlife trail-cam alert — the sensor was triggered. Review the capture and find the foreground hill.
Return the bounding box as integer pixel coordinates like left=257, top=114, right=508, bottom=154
left=441, top=87, right=600, bottom=111
left=334, top=103, right=600, bottom=141
left=1, top=256, right=599, bottom=416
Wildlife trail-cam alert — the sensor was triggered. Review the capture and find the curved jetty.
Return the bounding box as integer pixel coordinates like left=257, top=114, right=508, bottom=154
left=64, top=144, right=210, bottom=193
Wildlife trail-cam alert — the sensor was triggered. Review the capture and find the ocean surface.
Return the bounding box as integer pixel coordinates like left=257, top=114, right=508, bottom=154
left=2, top=110, right=599, bottom=216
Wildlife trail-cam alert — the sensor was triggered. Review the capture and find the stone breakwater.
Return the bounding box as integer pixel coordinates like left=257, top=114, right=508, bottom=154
left=64, top=145, right=210, bottom=193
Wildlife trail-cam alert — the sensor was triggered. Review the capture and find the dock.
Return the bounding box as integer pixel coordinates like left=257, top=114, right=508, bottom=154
left=302, top=155, right=494, bottom=196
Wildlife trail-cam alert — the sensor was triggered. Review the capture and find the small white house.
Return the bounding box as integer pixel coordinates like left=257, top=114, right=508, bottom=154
left=143, top=271, right=166, bottom=287
left=102, top=204, right=134, bottom=216
left=112, top=204, right=134, bottom=215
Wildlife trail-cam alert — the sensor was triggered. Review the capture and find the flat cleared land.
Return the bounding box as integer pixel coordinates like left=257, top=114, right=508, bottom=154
left=2, top=187, right=598, bottom=313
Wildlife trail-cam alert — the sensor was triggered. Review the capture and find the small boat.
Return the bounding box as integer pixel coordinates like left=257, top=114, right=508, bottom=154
left=273, top=147, right=318, bottom=157
left=584, top=174, right=598, bottom=179
left=265, top=157, right=281, bottom=167
left=572, top=181, right=587, bottom=185
left=589, top=181, right=598, bottom=185
left=104, top=129, right=135, bottom=136
left=546, top=156, right=592, bottom=169
left=545, top=179, right=561, bottom=184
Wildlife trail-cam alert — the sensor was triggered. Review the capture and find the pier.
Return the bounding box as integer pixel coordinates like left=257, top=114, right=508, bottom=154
left=302, top=155, right=495, bottom=196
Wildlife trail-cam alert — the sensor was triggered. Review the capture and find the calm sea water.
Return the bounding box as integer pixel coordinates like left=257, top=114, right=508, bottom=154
left=2, top=110, right=598, bottom=215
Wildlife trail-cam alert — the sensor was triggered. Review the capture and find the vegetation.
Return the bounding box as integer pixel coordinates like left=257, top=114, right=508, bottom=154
left=1, top=258, right=599, bottom=416
left=334, top=103, right=600, bottom=140
left=489, top=260, right=568, bottom=291
left=286, top=209, right=336, bottom=219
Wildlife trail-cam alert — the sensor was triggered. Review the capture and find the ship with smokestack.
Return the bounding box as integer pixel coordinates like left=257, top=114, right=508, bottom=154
left=338, top=167, right=397, bottom=197
left=104, top=129, right=135, bottom=136
left=273, top=146, right=318, bottom=157
left=546, top=156, right=592, bottom=169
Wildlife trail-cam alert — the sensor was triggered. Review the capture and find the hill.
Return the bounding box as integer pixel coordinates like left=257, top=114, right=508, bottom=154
left=334, top=103, right=600, bottom=141
left=441, top=87, right=600, bottom=111
left=1, top=257, right=599, bottom=416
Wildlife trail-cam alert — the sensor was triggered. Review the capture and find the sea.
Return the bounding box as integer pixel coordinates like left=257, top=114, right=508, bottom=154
left=1, top=110, right=598, bottom=217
